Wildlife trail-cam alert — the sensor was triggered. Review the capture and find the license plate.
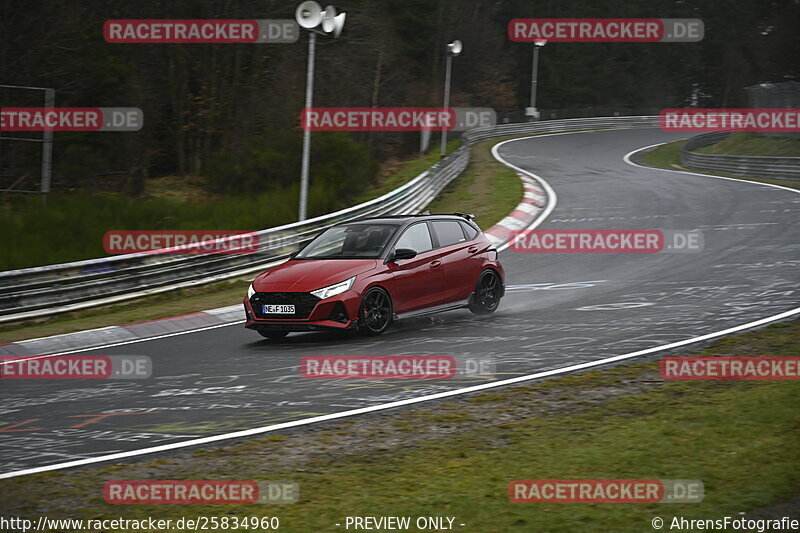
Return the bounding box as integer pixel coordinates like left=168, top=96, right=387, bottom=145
left=263, top=304, right=295, bottom=314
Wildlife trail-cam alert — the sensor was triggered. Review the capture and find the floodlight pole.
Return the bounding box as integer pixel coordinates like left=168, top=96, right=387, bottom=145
left=296, top=1, right=345, bottom=222
left=298, top=31, right=316, bottom=222
left=440, top=53, right=454, bottom=158
left=530, top=45, right=539, bottom=110
left=528, top=40, right=545, bottom=121
left=42, top=88, right=55, bottom=197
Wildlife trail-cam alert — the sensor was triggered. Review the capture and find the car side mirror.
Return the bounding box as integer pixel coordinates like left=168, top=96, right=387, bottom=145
left=390, top=248, right=417, bottom=262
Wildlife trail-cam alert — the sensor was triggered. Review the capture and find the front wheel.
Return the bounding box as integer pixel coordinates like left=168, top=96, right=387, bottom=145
left=469, top=269, right=502, bottom=315
left=258, top=330, right=289, bottom=340
left=357, top=288, right=393, bottom=336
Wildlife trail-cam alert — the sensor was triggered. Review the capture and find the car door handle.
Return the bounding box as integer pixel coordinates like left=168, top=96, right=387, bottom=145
left=468, top=245, right=479, bottom=253
left=430, top=260, right=442, bottom=269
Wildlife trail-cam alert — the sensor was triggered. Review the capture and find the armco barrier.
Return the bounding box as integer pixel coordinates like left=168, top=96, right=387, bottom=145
left=0, top=116, right=658, bottom=322
left=680, top=132, right=800, bottom=180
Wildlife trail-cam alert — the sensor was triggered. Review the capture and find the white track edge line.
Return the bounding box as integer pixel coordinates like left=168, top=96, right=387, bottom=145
left=2, top=305, right=798, bottom=480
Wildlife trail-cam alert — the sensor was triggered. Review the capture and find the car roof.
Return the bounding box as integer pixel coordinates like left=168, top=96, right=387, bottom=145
left=342, top=213, right=475, bottom=226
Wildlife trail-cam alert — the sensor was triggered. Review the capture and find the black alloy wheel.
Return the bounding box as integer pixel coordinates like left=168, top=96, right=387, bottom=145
left=469, top=269, right=502, bottom=314
left=358, top=288, right=393, bottom=335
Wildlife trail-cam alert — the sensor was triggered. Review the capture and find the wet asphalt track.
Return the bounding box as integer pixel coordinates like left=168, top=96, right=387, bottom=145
left=2, top=127, right=798, bottom=476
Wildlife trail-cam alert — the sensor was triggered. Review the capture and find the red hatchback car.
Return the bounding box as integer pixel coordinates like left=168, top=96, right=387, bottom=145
left=243, top=213, right=505, bottom=339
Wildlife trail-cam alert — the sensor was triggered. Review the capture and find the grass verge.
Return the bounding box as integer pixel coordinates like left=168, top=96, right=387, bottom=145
left=351, top=139, right=461, bottom=204
left=641, top=140, right=800, bottom=190
left=426, top=137, right=523, bottom=230
left=3, top=320, right=798, bottom=532
left=696, top=132, right=800, bottom=157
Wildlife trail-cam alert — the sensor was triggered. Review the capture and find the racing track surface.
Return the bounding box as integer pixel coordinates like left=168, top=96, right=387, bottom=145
left=2, top=128, right=799, bottom=477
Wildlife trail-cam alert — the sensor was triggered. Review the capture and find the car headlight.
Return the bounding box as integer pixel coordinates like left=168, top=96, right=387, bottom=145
left=247, top=283, right=256, bottom=299
left=310, top=276, right=356, bottom=300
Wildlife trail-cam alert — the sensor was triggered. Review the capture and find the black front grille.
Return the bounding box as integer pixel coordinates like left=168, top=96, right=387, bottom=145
left=250, top=292, right=321, bottom=319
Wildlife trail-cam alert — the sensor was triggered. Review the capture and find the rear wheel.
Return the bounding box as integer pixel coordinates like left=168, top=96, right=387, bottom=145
left=469, top=269, right=502, bottom=314
left=358, top=287, right=393, bottom=336
left=258, top=330, right=289, bottom=340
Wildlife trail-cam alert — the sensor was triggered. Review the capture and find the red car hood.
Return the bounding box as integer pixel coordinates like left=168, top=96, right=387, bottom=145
left=253, top=259, right=378, bottom=293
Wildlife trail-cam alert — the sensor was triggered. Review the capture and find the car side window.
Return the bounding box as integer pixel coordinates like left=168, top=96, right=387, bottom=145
left=460, top=221, right=479, bottom=240
left=395, top=223, right=433, bottom=253
left=432, top=221, right=467, bottom=248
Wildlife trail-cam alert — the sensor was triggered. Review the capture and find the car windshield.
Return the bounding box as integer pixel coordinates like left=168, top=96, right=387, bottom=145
left=295, top=223, right=399, bottom=259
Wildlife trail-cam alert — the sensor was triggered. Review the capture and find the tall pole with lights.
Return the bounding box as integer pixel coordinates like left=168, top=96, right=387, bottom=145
left=295, top=1, right=346, bottom=221
left=440, top=39, right=462, bottom=157
left=526, top=39, right=546, bottom=121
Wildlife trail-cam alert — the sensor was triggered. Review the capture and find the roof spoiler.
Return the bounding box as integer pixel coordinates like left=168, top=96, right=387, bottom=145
left=454, top=212, right=475, bottom=220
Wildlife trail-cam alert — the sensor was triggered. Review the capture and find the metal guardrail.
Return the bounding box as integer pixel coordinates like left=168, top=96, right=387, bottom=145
left=680, top=132, right=800, bottom=180
left=462, top=115, right=658, bottom=143
left=0, top=115, right=659, bottom=322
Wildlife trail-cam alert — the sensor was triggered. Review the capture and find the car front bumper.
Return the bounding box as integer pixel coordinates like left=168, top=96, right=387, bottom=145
left=243, top=291, right=361, bottom=332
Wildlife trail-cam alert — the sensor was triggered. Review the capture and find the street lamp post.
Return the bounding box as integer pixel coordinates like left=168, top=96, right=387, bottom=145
left=526, top=39, right=546, bottom=121
left=295, top=1, right=346, bottom=221
left=440, top=39, right=462, bottom=158
left=298, top=29, right=316, bottom=222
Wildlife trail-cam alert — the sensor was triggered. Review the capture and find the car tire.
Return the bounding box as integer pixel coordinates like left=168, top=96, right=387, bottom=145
left=258, top=330, right=289, bottom=340
left=357, top=287, right=393, bottom=336
left=469, top=269, right=502, bottom=315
